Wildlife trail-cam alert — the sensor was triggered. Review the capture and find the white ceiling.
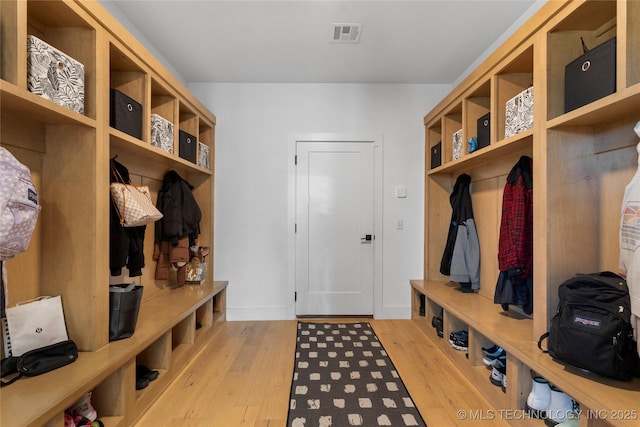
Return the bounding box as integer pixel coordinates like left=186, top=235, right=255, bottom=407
left=104, top=0, right=541, bottom=84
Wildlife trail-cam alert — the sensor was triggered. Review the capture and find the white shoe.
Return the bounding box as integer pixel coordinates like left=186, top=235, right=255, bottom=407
left=526, top=371, right=550, bottom=419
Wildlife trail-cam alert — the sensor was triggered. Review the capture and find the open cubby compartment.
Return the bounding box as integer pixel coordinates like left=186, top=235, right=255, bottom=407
left=495, top=44, right=533, bottom=142
left=179, top=101, right=199, bottom=137
left=442, top=312, right=466, bottom=347
left=151, top=77, right=177, bottom=149
left=546, top=0, right=617, bottom=120
left=442, top=103, right=463, bottom=163
left=195, top=298, right=214, bottom=334
left=212, top=286, right=227, bottom=323
left=91, top=360, right=132, bottom=427
left=171, top=312, right=196, bottom=361
left=198, top=120, right=214, bottom=170
left=627, top=1, right=640, bottom=87
left=424, top=296, right=442, bottom=324
left=463, top=78, right=492, bottom=147
left=1, top=1, right=20, bottom=84
left=22, top=0, right=96, bottom=119
left=410, top=285, right=425, bottom=319
left=110, top=41, right=147, bottom=141
left=506, top=357, right=535, bottom=420
left=469, top=331, right=500, bottom=369
left=426, top=118, right=442, bottom=171
left=137, top=334, right=171, bottom=385
left=199, top=120, right=214, bottom=147
left=425, top=298, right=443, bottom=340
left=544, top=118, right=638, bottom=327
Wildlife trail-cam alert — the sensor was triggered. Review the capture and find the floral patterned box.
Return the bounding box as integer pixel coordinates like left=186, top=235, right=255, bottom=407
left=505, top=86, right=534, bottom=138
left=452, top=129, right=463, bottom=160
left=27, top=35, right=84, bottom=114
left=150, top=114, right=174, bottom=154
left=197, top=142, right=210, bottom=169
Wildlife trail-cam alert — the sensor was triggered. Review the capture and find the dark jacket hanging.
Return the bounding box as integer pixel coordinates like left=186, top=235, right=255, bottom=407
left=440, top=173, right=480, bottom=290
left=153, top=170, right=201, bottom=284
left=109, top=158, right=146, bottom=277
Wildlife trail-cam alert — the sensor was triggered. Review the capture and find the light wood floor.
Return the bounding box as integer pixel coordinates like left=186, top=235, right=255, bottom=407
left=133, top=319, right=510, bottom=427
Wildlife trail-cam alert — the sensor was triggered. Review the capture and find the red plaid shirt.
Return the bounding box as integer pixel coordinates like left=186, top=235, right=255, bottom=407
left=498, top=157, right=533, bottom=278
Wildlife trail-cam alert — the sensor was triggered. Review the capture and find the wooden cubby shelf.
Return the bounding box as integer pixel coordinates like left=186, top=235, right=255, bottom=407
left=1, top=282, right=228, bottom=427
left=1, top=1, right=224, bottom=426
left=417, top=1, right=640, bottom=426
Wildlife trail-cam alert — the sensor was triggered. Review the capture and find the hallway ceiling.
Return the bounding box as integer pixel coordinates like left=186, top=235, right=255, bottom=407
left=104, top=0, right=540, bottom=84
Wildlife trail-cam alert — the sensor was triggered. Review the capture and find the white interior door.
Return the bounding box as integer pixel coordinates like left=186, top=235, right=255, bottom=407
left=295, top=141, right=374, bottom=315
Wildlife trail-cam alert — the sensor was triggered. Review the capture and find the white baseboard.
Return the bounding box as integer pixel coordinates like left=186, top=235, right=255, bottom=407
left=225, top=305, right=411, bottom=321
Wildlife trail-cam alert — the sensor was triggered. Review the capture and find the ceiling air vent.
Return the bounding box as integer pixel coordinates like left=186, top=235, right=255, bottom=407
left=331, top=23, right=362, bottom=43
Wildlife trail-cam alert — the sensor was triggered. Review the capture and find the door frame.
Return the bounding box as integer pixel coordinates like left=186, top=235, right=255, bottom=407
left=287, top=133, right=383, bottom=319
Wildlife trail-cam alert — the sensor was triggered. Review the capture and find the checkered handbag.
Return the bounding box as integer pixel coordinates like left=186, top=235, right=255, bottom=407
left=110, top=164, right=162, bottom=227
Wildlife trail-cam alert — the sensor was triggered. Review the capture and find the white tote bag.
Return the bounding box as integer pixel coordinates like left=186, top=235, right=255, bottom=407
left=5, top=295, right=69, bottom=356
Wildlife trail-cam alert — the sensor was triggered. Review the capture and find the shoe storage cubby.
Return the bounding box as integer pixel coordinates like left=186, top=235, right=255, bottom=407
left=414, top=1, right=640, bottom=426
left=1, top=1, right=226, bottom=426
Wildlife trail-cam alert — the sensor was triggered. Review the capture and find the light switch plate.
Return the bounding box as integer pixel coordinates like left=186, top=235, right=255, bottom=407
left=396, top=186, right=407, bottom=198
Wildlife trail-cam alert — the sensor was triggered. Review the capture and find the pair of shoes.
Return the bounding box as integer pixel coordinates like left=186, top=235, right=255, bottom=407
left=419, top=294, right=426, bottom=316
left=136, top=364, right=159, bottom=390
left=482, top=345, right=506, bottom=368
left=448, top=330, right=468, bottom=351
left=431, top=316, right=443, bottom=338
left=489, top=358, right=506, bottom=391
left=67, top=391, right=97, bottom=422
left=526, top=371, right=580, bottom=425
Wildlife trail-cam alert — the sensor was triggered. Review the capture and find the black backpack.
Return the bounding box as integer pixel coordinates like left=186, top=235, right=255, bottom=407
left=538, top=271, right=640, bottom=381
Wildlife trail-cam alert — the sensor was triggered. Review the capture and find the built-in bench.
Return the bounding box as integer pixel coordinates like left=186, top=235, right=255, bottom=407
left=1, top=281, right=228, bottom=427
left=411, top=280, right=640, bottom=427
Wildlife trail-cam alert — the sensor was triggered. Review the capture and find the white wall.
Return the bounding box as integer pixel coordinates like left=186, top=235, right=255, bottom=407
left=189, top=83, right=450, bottom=320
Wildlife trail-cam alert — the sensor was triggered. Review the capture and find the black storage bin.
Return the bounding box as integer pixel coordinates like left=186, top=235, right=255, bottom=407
left=430, top=141, right=442, bottom=169
left=109, top=284, right=143, bottom=341
left=564, top=37, right=616, bottom=113
left=179, top=130, right=197, bottom=163
left=476, top=112, right=490, bottom=150
left=110, top=89, right=143, bottom=139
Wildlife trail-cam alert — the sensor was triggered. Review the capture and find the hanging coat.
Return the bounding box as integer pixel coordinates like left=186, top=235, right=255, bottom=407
left=494, top=155, right=533, bottom=313
left=440, top=173, right=480, bottom=290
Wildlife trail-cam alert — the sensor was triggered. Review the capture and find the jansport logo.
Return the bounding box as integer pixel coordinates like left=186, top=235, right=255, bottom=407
left=573, top=315, right=601, bottom=329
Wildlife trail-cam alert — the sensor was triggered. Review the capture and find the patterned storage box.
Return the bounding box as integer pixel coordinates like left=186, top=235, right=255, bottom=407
left=452, top=129, right=463, bottom=160
left=198, top=142, right=210, bottom=169
left=505, top=86, right=534, bottom=138
left=150, top=114, right=174, bottom=154
left=27, top=35, right=85, bottom=114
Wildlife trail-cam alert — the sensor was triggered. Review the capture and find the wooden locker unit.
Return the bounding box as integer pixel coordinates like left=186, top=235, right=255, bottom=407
left=413, top=1, right=640, bottom=426
left=0, top=1, right=227, bottom=426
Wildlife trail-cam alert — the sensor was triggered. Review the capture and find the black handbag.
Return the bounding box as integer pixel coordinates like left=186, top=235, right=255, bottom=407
left=1, top=340, right=78, bottom=386
left=564, top=37, right=616, bottom=113
left=109, top=284, right=143, bottom=341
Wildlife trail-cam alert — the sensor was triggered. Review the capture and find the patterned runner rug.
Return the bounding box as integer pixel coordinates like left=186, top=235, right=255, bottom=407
left=287, top=322, right=427, bottom=427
